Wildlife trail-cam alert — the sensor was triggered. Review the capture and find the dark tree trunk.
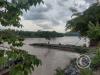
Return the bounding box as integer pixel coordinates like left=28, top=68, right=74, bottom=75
left=3, top=72, right=9, bottom=75
left=89, top=39, right=100, bottom=47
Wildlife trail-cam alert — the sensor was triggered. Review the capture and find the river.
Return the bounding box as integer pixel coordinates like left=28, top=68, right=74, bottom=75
left=19, top=36, right=89, bottom=75
left=0, top=36, right=89, bottom=75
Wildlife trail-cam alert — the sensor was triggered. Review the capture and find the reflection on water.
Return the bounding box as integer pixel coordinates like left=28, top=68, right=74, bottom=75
left=20, top=36, right=89, bottom=75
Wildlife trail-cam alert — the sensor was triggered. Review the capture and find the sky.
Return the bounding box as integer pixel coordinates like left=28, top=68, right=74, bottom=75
left=0, top=0, right=96, bottom=33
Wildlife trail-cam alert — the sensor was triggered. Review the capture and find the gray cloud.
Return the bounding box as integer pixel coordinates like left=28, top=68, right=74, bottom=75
left=22, top=0, right=95, bottom=32
left=37, top=24, right=52, bottom=30
left=23, top=3, right=52, bottom=20
left=84, top=0, right=96, bottom=3
left=57, top=0, right=68, bottom=7
left=24, top=12, right=46, bottom=20
left=23, top=0, right=72, bottom=25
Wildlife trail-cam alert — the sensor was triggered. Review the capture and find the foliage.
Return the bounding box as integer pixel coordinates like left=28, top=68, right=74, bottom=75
left=64, top=32, right=80, bottom=36
left=74, top=46, right=89, bottom=53
left=55, top=68, right=65, bottom=75
left=0, top=0, right=43, bottom=75
left=91, top=48, right=100, bottom=70
left=0, top=48, right=41, bottom=75
left=15, top=31, right=81, bottom=38
left=15, top=30, right=64, bottom=39
left=0, top=0, right=43, bottom=27
left=80, top=69, right=93, bottom=75
left=87, top=22, right=100, bottom=41
left=66, top=3, right=100, bottom=36
left=0, top=0, right=43, bottom=46
left=0, top=29, right=24, bottom=46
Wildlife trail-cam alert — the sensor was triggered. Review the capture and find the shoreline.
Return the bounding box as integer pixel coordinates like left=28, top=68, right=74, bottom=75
left=30, top=43, right=89, bottom=53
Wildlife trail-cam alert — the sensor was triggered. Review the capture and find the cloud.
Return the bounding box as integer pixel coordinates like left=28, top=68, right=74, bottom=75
left=84, top=0, right=96, bottom=3
left=21, top=0, right=95, bottom=32
left=0, top=0, right=95, bottom=33
left=37, top=24, right=52, bottom=30
left=23, top=3, right=52, bottom=20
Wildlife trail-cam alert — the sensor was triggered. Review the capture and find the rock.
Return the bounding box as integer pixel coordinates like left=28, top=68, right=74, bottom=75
left=64, top=64, right=80, bottom=75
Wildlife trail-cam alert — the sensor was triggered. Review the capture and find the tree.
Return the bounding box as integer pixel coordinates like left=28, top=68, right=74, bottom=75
left=87, top=22, right=100, bottom=46
left=0, top=0, right=43, bottom=27
left=66, top=3, right=100, bottom=46
left=0, top=0, right=43, bottom=75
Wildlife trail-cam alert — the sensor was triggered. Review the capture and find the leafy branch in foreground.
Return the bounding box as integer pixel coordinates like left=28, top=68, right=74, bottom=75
left=0, top=0, right=43, bottom=27
left=0, top=29, right=24, bottom=46
left=0, top=47, right=41, bottom=75
left=0, top=0, right=43, bottom=75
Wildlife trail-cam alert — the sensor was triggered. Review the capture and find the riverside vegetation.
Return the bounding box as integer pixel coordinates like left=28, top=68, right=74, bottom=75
left=55, top=2, right=100, bottom=75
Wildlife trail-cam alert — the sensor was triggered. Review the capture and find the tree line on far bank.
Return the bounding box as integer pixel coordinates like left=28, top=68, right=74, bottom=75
left=14, top=30, right=80, bottom=38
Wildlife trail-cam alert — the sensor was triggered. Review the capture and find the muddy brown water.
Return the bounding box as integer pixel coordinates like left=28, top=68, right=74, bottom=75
left=0, top=36, right=89, bottom=75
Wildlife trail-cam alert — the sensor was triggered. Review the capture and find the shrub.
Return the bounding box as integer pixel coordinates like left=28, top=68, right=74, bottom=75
left=74, top=46, right=89, bottom=53
left=80, top=69, right=93, bottom=75
left=55, top=67, right=65, bottom=75
left=0, top=48, right=41, bottom=75
left=91, top=48, right=100, bottom=70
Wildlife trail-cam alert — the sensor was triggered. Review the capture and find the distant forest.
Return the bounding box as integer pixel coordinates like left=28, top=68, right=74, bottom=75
left=15, top=31, right=64, bottom=38
left=15, top=31, right=80, bottom=38
left=64, top=32, right=80, bottom=36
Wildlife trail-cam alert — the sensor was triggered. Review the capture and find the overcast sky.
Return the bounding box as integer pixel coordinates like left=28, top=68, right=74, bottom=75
left=1, top=0, right=96, bottom=33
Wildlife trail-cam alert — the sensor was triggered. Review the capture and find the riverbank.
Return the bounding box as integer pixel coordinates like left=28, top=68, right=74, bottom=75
left=30, top=43, right=89, bottom=53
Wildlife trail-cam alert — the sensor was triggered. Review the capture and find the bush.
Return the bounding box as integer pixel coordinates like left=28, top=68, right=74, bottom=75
left=91, top=48, right=100, bottom=70
left=87, top=22, right=100, bottom=41
left=74, top=46, right=89, bottom=53
left=87, top=22, right=100, bottom=47
left=80, top=69, right=93, bottom=75
left=55, top=67, right=65, bottom=75
left=0, top=48, right=41, bottom=75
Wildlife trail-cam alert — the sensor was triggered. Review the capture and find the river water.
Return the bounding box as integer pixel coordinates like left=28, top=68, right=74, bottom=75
left=0, top=36, right=89, bottom=75
left=19, top=36, right=89, bottom=75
